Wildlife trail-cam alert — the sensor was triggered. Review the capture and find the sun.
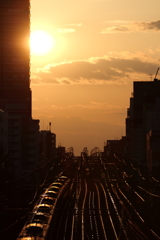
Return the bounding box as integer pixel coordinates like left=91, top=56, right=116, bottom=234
left=30, top=29, right=56, bottom=56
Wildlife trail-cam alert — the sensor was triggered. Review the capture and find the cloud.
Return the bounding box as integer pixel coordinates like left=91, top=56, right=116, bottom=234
left=134, top=20, right=160, bottom=31
left=31, top=52, right=159, bottom=85
left=57, top=28, right=75, bottom=33
left=48, top=101, right=126, bottom=113
left=101, top=19, right=160, bottom=33
left=32, top=98, right=38, bottom=101
left=101, top=26, right=130, bottom=33
left=77, top=101, right=126, bottom=113
left=67, top=23, right=82, bottom=27
left=51, top=105, right=64, bottom=110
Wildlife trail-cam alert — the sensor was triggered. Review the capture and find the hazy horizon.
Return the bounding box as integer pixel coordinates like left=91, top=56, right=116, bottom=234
left=30, top=0, right=160, bottom=155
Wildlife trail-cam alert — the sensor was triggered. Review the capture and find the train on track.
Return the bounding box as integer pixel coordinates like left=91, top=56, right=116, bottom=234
left=16, top=176, right=68, bottom=240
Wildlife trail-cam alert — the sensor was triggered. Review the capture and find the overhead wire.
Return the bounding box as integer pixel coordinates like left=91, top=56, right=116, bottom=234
left=1, top=213, right=28, bottom=233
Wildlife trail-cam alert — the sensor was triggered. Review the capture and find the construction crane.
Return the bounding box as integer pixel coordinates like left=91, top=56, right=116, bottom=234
left=154, top=67, right=159, bottom=80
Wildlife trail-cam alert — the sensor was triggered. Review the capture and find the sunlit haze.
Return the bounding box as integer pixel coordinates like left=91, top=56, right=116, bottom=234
left=30, top=0, right=160, bottom=155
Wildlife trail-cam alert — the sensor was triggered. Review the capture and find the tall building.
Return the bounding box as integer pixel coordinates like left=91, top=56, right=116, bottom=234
left=126, top=79, right=160, bottom=174
left=0, top=0, right=31, bottom=116
left=0, top=110, right=8, bottom=160
left=40, top=130, right=56, bottom=164
left=0, top=0, right=40, bottom=178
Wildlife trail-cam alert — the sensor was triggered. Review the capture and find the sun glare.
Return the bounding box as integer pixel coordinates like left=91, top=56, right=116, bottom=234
left=30, top=30, right=56, bottom=56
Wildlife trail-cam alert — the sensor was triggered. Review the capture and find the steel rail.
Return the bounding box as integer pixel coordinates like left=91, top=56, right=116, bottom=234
left=95, top=183, right=107, bottom=240
left=71, top=176, right=82, bottom=240
left=100, top=183, right=119, bottom=240
left=88, top=191, right=94, bottom=238
left=125, top=219, right=149, bottom=240
left=82, top=179, right=88, bottom=240
left=92, top=191, right=100, bottom=239
left=116, top=183, right=160, bottom=240
left=104, top=167, right=130, bottom=240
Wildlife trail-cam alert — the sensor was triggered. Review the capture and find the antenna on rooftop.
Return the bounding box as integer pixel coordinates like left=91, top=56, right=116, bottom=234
left=149, top=74, right=153, bottom=81
left=49, top=122, right=51, bottom=131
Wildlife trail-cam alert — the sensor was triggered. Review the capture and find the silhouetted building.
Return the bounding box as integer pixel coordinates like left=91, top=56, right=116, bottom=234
left=0, top=0, right=40, bottom=178
left=27, top=119, right=40, bottom=169
left=40, top=130, right=56, bottom=164
left=104, top=137, right=126, bottom=157
left=0, top=109, right=8, bottom=162
left=57, top=145, right=66, bottom=159
left=146, top=130, right=160, bottom=178
left=126, top=79, right=160, bottom=174
left=0, top=0, right=31, bottom=116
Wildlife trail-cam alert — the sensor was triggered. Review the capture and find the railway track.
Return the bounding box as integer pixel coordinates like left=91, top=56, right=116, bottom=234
left=16, top=156, right=160, bottom=240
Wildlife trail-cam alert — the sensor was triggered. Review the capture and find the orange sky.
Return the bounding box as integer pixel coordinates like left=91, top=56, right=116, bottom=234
left=30, top=0, right=160, bottom=155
